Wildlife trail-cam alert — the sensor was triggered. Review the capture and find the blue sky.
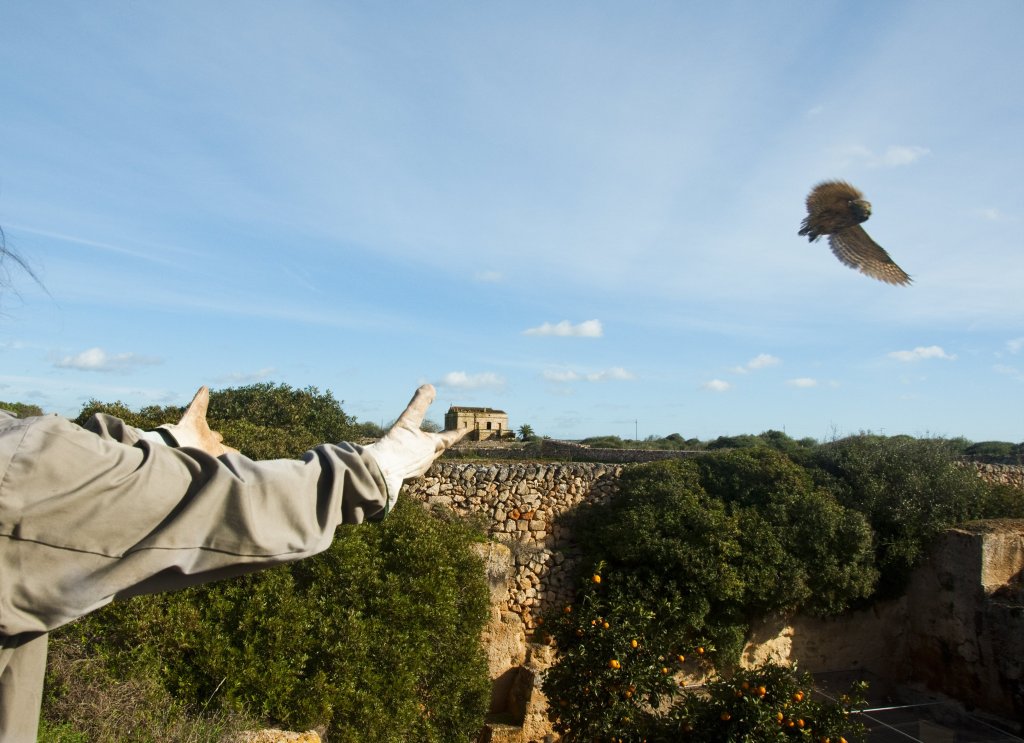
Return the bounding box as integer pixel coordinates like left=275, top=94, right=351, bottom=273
left=1, top=1, right=1022, bottom=442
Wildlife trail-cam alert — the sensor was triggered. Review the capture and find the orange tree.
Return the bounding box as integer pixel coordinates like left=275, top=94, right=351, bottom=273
left=542, top=564, right=867, bottom=742
left=542, top=452, right=877, bottom=740
left=662, top=662, right=867, bottom=742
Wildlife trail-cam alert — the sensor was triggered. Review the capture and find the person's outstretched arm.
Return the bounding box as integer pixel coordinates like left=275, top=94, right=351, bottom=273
left=0, top=384, right=464, bottom=636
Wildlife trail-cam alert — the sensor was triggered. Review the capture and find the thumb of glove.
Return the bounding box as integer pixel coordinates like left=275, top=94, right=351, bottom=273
left=158, top=386, right=238, bottom=456
left=364, top=384, right=468, bottom=508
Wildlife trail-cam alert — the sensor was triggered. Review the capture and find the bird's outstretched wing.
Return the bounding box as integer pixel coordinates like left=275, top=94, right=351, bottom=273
left=828, top=226, right=912, bottom=285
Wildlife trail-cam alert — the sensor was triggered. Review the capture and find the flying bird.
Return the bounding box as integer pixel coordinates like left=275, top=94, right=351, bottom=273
left=799, top=180, right=912, bottom=285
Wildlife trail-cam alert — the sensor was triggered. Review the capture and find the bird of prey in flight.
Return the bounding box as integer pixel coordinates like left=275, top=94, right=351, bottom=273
left=799, top=180, right=912, bottom=285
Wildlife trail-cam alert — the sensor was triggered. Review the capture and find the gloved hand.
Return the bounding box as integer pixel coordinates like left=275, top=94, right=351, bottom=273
left=364, top=384, right=468, bottom=508
left=158, top=386, right=237, bottom=456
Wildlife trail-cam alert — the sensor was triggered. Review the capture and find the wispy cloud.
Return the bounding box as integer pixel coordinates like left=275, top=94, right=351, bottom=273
left=1006, top=338, right=1024, bottom=354
left=473, top=270, right=503, bottom=283
left=543, top=367, right=634, bottom=383
left=523, top=319, right=603, bottom=338
left=55, top=347, right=161, bottom=372
left=733, top=353, right=780, bottom=373
left=994, top=364, right=1024, bottom=382
left=702, top=379, right=732, bottom=393
left=888, top=345, right=957, bottom=362
left=788, top=377, right=818, bottom=388
left=840, top=144, right=931, bottom=168
left=974, top=208, right=1010, bottom=222
left=436, top=371, right=505, bottom=390
left=214, top=368, right=277, bottom=384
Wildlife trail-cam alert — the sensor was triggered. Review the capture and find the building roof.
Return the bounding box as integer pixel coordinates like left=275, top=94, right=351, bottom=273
left=447, top=406, right=507, bottom=415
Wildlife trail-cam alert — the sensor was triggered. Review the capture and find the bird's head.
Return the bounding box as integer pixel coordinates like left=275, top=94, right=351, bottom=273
left=849, top=198, right=872, bottom=223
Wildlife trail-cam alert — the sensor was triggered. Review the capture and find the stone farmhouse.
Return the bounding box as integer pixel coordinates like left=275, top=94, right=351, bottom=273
left=444, top=406, right=511, bottom=441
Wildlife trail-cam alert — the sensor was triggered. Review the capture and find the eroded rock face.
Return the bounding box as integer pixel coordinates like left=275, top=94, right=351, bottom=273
left=904, top=521, right=1024, bottom=719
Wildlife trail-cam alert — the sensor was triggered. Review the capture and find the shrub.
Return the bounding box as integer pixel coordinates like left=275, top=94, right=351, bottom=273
left=807, top=435, right=996, bottom=597
left=0, top=400, right=44, bottom=417
left=570, top=454, right=876, bottom=664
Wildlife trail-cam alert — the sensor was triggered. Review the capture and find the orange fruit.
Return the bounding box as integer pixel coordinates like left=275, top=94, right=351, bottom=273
left=592, top=574, right=602, bottom=584
left=630, top=639, right=639, bottom=648
left=609, top=658, right=621, bottom=669
left=793, top=690, right=805, bottom=702
left=677, top=654, right=686, bottom=663
left=696, top=646, right=705, bottom=655
left=720, top=711, right=731, bottom=721
left=757, top=685, right=767, bottom=697
left=661, top=667, right=669, bottom=674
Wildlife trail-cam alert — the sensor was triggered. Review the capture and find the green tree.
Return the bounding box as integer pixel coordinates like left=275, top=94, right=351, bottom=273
left=0, top=400, right=44, bottom=417
left=517, top=423, right=536, bottom=441
left=807, top=435, right=994, bottom=597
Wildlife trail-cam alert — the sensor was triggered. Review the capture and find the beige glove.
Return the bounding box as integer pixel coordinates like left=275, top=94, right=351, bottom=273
left=157, top=386, right=237, bottom=456
left=364, top=384, right=468, bottom=508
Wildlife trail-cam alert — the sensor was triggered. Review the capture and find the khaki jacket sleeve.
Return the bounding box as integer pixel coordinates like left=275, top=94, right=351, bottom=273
left=0, top=412, right=388, bottom=636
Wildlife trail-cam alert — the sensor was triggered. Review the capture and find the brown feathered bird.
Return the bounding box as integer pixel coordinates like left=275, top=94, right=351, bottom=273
left=799, top=180, right=912, bottom=285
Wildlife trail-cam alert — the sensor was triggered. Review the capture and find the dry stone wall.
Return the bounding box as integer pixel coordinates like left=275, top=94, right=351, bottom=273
left=405, top=461, right=622, bottom=628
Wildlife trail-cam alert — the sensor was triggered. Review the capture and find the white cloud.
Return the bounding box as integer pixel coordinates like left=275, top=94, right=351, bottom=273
left=473, top=270, right=502, bottom=283
left=55, top=347, right=161, bottom=372
left=523, top=319, right=603, bottom=338
left=877, top=145, right=930, bottom=167
left=1007, top=338, right=1024, bottom=354
left=214, top=368, right=276, bottom=384
left=975, top=208, right=1007, bottom=222
left=788, top=377, right=818, bottom=388
left=437, top=371, right=505, bottom=390
left=994, top=364, right=1024, bottom=382
left=543, top=367, right=634, bottom=383
left=543, top=369, right=581, bottom=383
left=806, top=104, right=823, bottom=117
left=702, top=379, right=732, bottom=393
left=587, top=367, right=634, bottom=382
left=733, top=353, right=780, bottom=373
left=888, top=345, right=957, bottom=362
left=840, top=144, right=931, bottom=168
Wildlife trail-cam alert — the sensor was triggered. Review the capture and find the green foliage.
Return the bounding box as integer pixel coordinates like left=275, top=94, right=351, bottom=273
left=208, top=383, right=358, bottom=459
left=661, top=663, right=867, bottom=742
left=75, top=400, right=181, bottom=430
left=806, top=435, right=995, bottom=597
left=579, top=435, right=629, bottom=449
left=0, top=400, right=44, bottom=417
left=517, top=423, right=536, bottom=441
left=542, top=565, right=867, bottom=742
left=964, top=440, right=1024, bottom=464
left=570, top=454, right=876, bottom=666
left=45, top=499, right=490, bottom=741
